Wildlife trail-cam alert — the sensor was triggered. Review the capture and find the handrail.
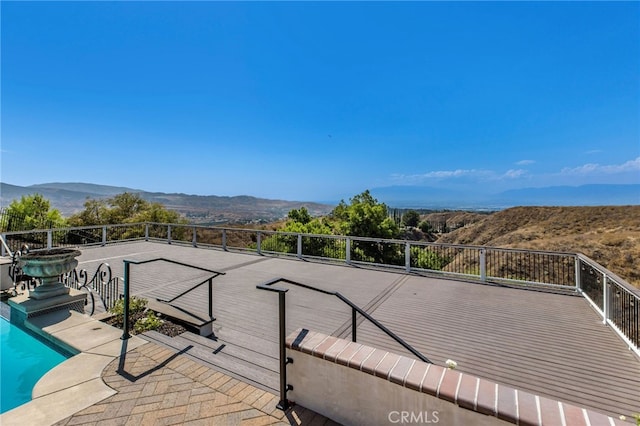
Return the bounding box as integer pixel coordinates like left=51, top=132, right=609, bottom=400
left=257, top=277, right=432, bottom=410
left=577, top=254, right=640, bottom=355
left=120, top=258, right=225, bottom=340
left=258, top=277, right=432, bottom=363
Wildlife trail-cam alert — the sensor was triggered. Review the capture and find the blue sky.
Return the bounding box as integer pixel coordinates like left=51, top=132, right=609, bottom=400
left=2, top=2, right=639, bottom=202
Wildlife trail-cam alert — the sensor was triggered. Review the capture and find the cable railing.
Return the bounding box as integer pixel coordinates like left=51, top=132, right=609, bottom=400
left=1, top=221, right=638, bottom=355
left=257, top=277, right=432, bottom=410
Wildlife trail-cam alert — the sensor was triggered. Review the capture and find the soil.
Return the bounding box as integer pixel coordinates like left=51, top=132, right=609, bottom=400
left=103, top=310, right=188, bottom=337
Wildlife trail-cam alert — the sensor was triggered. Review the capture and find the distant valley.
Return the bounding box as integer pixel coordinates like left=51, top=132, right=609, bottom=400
left=370, top=184, right=640, bottom=209
left=1, top=182, right=638, bottom=224
left=0, top=182, right=333, bottom=224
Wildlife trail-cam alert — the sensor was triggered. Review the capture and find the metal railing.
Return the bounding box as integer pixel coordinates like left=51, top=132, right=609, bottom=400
left=578, top=255, right=639, bottom=351
left=1, top=221, right=638, bottom=355
left=257, top=277, right=432, bottom=410
left=62, top=263, right=121, bottom=316
left=120, top=258, right=224, bottom=339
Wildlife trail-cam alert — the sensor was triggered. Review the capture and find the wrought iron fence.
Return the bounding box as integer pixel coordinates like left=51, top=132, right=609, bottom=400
left=0, top=208, right=57, bottom=232
left=62, top=263, right=121, bottom=316
left=2, top=229, right=50, bottom=252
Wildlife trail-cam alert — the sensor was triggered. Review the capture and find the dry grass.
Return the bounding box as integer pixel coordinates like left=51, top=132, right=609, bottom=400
left=438, top=206, right=640, bottom=288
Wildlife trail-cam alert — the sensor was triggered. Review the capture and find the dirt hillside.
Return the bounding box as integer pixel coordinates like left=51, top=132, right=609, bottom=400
left=437, top=206, right=640, bottom=287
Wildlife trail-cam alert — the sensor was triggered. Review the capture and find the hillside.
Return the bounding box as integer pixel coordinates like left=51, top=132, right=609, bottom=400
left=438, top=206, right=640, bottom=287
left=0, top=182, right=333, bottom=224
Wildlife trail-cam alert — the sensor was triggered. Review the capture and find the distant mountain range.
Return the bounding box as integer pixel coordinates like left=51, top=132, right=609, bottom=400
left=0, top=182, right=333, bottom=224
left=1, top=182, right=637, bottom=222
left=370, top=184, right=640, bottom=209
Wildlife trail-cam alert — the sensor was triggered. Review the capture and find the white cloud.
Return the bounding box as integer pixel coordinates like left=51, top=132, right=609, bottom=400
left=503, top=169, right=528, bottom=179
left=516, top=160, right=535, bottom=166
left=390, top=167, right=529, bottom=185
left=390, top=169, right=492, bottom=183
left=421, top=169, right=489, bottom=179
left=561, top=157, right=640, bottom=175
left=585, top=149, right=603, bottom=155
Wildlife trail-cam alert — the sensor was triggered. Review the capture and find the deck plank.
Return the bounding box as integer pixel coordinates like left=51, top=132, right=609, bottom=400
left=74, top=241, right=640, bottom=418
left=354, top=276, right=640, bottom=417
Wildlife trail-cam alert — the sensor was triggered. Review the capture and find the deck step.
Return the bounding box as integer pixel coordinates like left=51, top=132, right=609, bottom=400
left=211, top=322, right=280, bottom=358
left=178, top=332, right=278, bottom=372
left=141, top=330, right=279, bottom=393
left=147, top=299, right=213, bottom=336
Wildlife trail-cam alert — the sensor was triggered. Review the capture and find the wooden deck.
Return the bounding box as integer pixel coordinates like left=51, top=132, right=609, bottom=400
left=76, top=241, right=640, bottom=418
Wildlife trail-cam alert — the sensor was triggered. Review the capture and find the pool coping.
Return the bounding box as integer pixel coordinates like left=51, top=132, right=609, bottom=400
left=0, top=309, right=147, bottom=426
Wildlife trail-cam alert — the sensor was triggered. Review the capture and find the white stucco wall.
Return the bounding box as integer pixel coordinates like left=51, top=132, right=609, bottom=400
left=286, top=349, right=508, bottom=426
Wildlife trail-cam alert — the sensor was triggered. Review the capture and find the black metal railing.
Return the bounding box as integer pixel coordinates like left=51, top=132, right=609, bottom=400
left=257, top=277, right=432, bottom=410
left=120, top=258, right=224, bottom=339
left=579, top=255, right=639, bottom=349
left=62, top=263, right=120, bottom=315
left=486, top=248, right=576, bottom=286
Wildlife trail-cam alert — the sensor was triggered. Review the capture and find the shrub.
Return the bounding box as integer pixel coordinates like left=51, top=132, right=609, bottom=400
left=109, top=296, right=148, bottom=318
left=133, top=311, right=164, bottom=334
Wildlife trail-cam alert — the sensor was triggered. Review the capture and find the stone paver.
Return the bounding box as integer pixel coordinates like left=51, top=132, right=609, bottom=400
left=53, top=342, right=337, bottom=426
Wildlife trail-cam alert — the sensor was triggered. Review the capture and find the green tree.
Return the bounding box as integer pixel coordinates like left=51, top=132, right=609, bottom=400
left=262, top=207, right=334, bottom=255
left=287, top=207, right=312, bottom=225
left=402, top=210, right=421, bottom=228
left=333, top=190, right=400, bottom=263
left=68, top=193, right=186, bottom=226
left=106, top=193, right=149, bottom=223
left=67, top=199, right=109, bottom=227
left=418, top=220, right=433, bottom=233
left=132, top=202, right=184, bottom=224
left=333, top=190, right=399, bottom=239
left=5, top=194, right=66, bottom=230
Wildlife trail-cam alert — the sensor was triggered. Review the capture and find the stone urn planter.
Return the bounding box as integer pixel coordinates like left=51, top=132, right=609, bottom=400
left=19, top=248, right=81, bottom=300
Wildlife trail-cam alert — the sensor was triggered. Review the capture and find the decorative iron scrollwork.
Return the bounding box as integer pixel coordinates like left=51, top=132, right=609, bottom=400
left=61, top=263, right=119, bottom=316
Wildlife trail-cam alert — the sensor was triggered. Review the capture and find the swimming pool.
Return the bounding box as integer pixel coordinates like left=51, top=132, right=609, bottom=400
left=0, top=316, right=71, bottom=413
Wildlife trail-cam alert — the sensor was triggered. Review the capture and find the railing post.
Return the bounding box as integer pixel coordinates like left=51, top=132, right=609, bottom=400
left=575, top=255, right=581, bottom=291
left=122, top=261, right=131, bottom=340
left=352, top=307, right=357, bottom=342
left=257, top=232, right=262, bottom=255
left=222, top=229, right=227, bottom=251
left=145, top=224, right=149, bottom=241
left=480, top=248, right=486, bottom=282
left=167, top=225, right=172, bottom=245
left=192, top=226, right=197, bottom=248
left=276, top=290, right=291, bottom=410
left=47, top=230, right=53, bottom=249
left=602, top=275, right=608, bottom=324
left=297, top=234, right=302, bottom=259
left=208, top=278, right=213, bottom=320
left=102, top=226, right=107, bottom=246
left=405, top=242, right=411, bottom=272
left=1, top=234, right=6, bottom=257
left=346, top=238, right=351, bottom=265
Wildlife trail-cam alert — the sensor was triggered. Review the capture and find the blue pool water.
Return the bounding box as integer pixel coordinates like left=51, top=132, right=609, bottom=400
left=0, top=316, right=70, bottom=413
